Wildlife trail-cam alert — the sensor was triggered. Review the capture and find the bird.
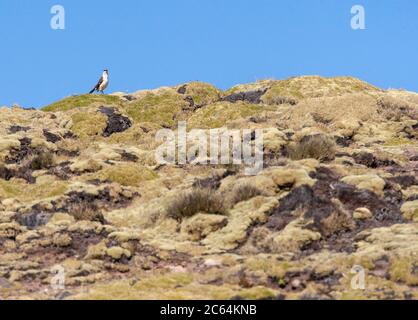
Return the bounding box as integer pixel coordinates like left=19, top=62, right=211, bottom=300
left=89, top=69, right=109, bottom=94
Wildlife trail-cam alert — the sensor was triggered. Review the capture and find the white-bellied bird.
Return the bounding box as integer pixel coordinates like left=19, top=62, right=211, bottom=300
left=89, top=69, right=109, bottom=94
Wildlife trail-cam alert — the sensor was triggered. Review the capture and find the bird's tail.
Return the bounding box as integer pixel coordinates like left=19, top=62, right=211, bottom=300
left=89, top=88, right=96, bottom=94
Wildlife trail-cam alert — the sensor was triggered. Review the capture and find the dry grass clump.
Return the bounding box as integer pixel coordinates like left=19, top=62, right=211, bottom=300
left=281, top=93, right=380, bottom=130
left=28, top=151, right=55, bottom=170
left=319, top=209, right=355, bottom=237
left=287, top=134, right=336, bottom=161
left=229, top=184, right=265, bottom=207
left=265, top=96, right=298, bottom=106
left=377, top=96, right=418, bottom=121
left=67, top=202, right=105, bottom=223
left=166, top=188, right=227, bottom=221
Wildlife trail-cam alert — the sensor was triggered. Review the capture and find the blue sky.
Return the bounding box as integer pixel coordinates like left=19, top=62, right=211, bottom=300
left=1, top=0, right=417, bottom=108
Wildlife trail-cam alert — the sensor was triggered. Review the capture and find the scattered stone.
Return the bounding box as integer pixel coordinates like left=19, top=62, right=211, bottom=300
left=353, top=207, right=373, bottom=220
left=8, top=125, right=31, bottom=134
left=353, top=152, right=397, bottom=168
left=99, top=107, right=132, bottom=137
left=222, top=89, right=267, bottom=104
left=43, top=130, right=62, bottom=143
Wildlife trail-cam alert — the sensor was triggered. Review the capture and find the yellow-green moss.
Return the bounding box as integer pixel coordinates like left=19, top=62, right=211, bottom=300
left=43, top=95, right=123, bottom=112
left=0, top=178, right=68, bottom=202
left=123, top=91, right=188, bottom=127
left=70, top=272, right=277, bottom=300
left=384, top=137, right=415, bottom=147
left=71, top=111, right=107, bottom=139
left=245, top=257, right=290, bottom=279
left=262, top=76, right=380, bottom=103
left=389, top=256, right=418, bottom=286
left=188, top=101, right=268, bottom=129
left=179, top=82, right=221, bottom=106
left=96, top=164, right=158, bottom=187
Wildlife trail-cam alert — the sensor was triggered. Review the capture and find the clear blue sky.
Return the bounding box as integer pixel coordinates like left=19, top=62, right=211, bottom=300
left=1, top=0, right=417, bottom=108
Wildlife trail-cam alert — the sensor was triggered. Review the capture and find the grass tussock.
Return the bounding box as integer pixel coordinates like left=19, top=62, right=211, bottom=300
left=27, top=151, right=55, bottom=171
left=71, top=111, right=108, bottom=139
left=167, top=188, right=227, bottom=221
left=288, top=134, right=336, bottom=161
left=229, top=184, right=265, bottom=207
left=265, top=96, right=298, bottom=106
left=97, top=164, right=157, bottom=187
left=67, top=202, right=105, bottom=223
left=377, top=96, right=418, bottom=121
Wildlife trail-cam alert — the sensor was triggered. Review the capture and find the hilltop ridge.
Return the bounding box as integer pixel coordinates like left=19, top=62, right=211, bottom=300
left=0, top=76, right=418, bottom=300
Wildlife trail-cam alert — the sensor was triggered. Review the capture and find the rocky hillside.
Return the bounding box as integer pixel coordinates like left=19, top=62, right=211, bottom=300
left=0, top=76, right=417, bottom=300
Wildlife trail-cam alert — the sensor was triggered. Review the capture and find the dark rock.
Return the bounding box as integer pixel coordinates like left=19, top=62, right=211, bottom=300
left=8, top=125, right=31, bottom=134
left=63, top=131, right=77, bottom=139
left=335, top=136, right=353, bottom=147
left=177, top=85, right=187, bottom=95
left=16, top=212, right=51, bottom=229
left=407, top=195, right=418, bottom=202
left=193, top=170, right=237, bottom=190
left=353, top=152, right=397, bottom=169
left=6, top=137, right=32, bottom=164
left=222, top=89, right=267, bottom=104
left=184, top=96, right=195, bottom=109
left=268, top=96, right=298, bottom=106
left=55, top=291, right=72, bottom=300
left=123, top=95, right=136, bottom=101
left=43, top=130, right=62, bottom=143
left=99, top=107, right=132, bottom=137
left=388, top=175, right=418, bottom=188
left=0, top=165, right=14, bottom=181
left=120, top=151, right=138, bottom=162
left=264, top=167, right=405, bottom=254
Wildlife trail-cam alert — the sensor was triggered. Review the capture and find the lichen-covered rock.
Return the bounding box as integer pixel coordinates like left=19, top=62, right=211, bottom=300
left=353, top=207, right=373, bottom=220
